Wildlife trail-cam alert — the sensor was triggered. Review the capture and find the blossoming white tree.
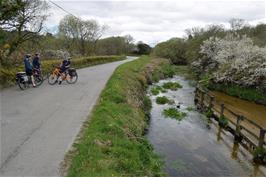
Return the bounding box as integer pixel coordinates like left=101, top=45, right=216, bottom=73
left=192, top=33, right=266, bottom=89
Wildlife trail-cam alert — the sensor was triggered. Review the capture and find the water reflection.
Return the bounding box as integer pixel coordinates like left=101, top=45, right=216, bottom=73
left=231, top=142, right=239, bottom=160
left=216, top=126, right=223, bottom=142
left=147, top=76, right=266, bottom=177
left=211, top=91, right=266, bottom=128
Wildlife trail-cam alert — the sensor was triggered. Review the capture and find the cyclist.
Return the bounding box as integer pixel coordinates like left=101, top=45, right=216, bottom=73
left=58, top=57, right=71, bottom=84
left=32, top=53, right=41, bottom=75
left=24, top=54, right=36, bottom=87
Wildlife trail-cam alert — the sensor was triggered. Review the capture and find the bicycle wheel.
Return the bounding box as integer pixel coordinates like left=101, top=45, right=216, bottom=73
left=34, top=75, right=44, bottom=86
left=17, top=80, right=27, bottom=90
left=48, top=73, right=59, bottom=85
left=66, top=72, right=78, bottom=84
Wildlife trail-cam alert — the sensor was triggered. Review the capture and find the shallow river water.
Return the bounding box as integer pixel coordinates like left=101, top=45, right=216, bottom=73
left=147, top=76, right=266, bottom=177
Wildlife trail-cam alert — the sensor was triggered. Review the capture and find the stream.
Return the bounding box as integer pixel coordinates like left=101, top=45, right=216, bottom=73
left=147, top=76, right=266, bottom=177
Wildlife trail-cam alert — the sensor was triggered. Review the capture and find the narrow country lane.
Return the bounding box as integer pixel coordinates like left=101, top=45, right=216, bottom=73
left=0, top=56, right=136, bottom=176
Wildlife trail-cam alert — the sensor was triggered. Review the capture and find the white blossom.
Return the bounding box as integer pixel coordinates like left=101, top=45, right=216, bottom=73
left=194, top=34, right=266, bottom=89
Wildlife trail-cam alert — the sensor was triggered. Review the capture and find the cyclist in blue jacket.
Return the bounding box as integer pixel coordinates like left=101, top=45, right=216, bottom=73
left=24, top=54, right=36, bottom=87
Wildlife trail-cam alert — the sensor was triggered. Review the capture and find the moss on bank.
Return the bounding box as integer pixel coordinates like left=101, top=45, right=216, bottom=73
left=0, top=55, right=126, bottom=88
left=65, top=56, right=172, bottom=177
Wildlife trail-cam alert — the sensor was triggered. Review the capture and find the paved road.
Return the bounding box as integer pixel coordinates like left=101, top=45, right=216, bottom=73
left=0, top=56, right=136, bottom=176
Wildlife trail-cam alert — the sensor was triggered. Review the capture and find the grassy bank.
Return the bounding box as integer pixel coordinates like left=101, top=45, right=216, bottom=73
left=0, top=55, right=126, bottom=88
left=64, top=56, right=174, bottom=177
left=208, top=83, right=266, bottom=105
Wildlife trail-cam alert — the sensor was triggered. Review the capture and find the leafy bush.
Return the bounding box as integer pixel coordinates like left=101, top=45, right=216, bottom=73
left=253, top=147, right=266, bottom=164
left=205, top=108, right=214, bottom=118
left=161, top=64, right=176, bottom=78
left=152, top=38, right=187, bottom=64
left=219, top=115, right=229, bottom=128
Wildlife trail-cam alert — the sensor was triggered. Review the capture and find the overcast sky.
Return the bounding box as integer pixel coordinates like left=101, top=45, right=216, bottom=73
left=45, top=0, right=266, bottom=46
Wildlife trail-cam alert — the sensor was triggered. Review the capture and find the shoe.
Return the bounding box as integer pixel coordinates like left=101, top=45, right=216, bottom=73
left=58, top=81, right=62, bottom=85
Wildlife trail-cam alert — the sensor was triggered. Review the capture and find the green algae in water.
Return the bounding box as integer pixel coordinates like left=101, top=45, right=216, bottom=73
left=156, top=96, right=175, bottom=105
left=151, top=87, right=160, bottom=95
left=162, top=81, right=182, bottom=91
left=186, top=106, right=194, bottom=111
left=156, top=96, right=170, bottom=104
left=163, top=108, right=187, bottom=121
left=151, top=86, right=167, bottom=95
left=161, top=89, right=167, bottom=93
left=170, top=159, right=188, bottom=171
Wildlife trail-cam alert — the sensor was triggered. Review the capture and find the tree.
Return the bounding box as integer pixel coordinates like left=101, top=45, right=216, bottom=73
left=59, top=15, right=106, bottom=55
left=153, top=38, right=187, bottom=64
left=0, top=0, right=49, bottom=57
left=96, top=36, right=126, bottom=55
left=192, top=34, right=266, bottom=89
left=136, top=42, right=151, bottom=55
left=123, top=34, right=135, bottom=53
left=229, top=18, right=246, bottom=31
left=0, top=0, right=26, bottom=26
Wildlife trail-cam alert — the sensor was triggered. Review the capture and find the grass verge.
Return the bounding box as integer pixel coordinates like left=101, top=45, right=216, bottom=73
left=0, top=55, right=126, bottom=88
left=64, top=56, right=172, bottom=177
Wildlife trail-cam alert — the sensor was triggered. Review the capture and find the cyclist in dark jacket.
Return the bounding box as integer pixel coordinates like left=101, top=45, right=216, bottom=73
left=58, top=57, right=71, bottom=84
left=60, top=57, right=71, bottom=73
left=32, top=53, right=41, bottom=76
left=32, top=53, right=41, bottom=69
left=24, top=54, right=36, bottom=87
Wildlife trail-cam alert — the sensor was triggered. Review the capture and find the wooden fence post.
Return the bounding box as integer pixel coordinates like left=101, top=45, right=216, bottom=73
left=195, top=86, right=198, bottom=95
left=234, top=115, right=243, bottom=142
left=200, top=91, right=205, bottom=106
left=209, top=96, right=214, bottom=109
left=220, top=103, right=225, bottom=117
left=258, top=128, right=266, bottom=149
left=194, top=87, right=199, bottom=103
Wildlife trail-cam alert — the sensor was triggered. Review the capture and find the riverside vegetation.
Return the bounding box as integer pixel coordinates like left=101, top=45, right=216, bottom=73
left=152, top=22, right=266, bottom=104
left=64, top=56, right=180, bottom=177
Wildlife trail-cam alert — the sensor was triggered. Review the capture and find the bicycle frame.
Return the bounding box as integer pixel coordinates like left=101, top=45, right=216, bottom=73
left=51, top=67, right=71, bottom=81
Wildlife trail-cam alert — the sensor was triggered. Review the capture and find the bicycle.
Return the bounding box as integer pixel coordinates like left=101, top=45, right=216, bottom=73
left=16, top=69, right=44, bottom=90
left=33, top=68, right=44, bottom=86
left=48, top=65, right=78, bottom=85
